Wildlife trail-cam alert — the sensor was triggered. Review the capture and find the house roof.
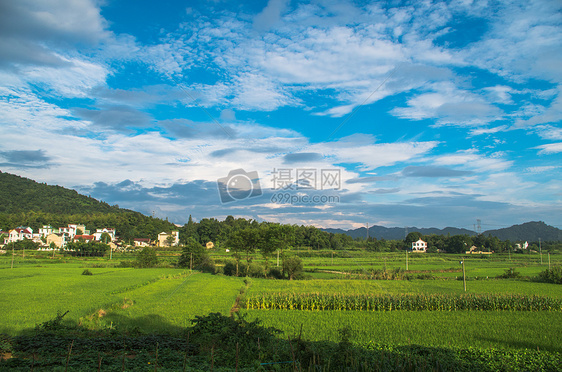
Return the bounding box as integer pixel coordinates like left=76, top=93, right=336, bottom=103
left=74, top=235, right=95, bottom=240
left=134, top=238, right=150, bottom=242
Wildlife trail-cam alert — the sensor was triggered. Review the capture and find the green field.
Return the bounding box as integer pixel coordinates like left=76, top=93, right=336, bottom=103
left=0, top=264, right=243, bottom=334
left=0, top=251, right=562, bottom=371
left=1, top=251, right=561, bottom=370
left=243, top=310, right=562, bottom=353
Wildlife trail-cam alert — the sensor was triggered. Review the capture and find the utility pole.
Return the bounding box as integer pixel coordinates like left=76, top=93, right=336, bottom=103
left=406, top=250, right=408, bottom=271
left=366, top=223, right=369, bottom=241
left=11, top=241, right=15, bottom=269
left=539, top=238, right=542, bottom=265
left=107, top=235, right=112, bottom=260
left=460, top=259, right=466, bottom=292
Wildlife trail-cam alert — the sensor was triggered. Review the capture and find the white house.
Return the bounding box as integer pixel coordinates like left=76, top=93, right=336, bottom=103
left=58, top=224, right=89, bottom=239
left=157, top=231, right=179, bottom=247
left=93, top=228, right=116, bottom=242
left=46, top=233, right=66, bottom=249
left=7, top=227, right=34, bottom=243
left=133, top=238, right=151, bottom=247
left=411, top=238, right=427, bottom=253
left=39, top=225, right=55, bottom=237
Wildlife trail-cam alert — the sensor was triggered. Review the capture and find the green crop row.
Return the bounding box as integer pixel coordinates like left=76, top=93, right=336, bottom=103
left=246, top=292, right=562, bottom=311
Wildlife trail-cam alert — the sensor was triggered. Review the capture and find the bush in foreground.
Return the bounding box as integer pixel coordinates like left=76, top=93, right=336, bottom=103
left=2, top=311, right=561, bottom=371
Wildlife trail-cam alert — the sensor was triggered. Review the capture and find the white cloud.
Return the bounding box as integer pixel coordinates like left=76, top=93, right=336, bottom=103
left=514, top=90, right=562, bottom=128
left=535, top=142, right=562, bottom=155
left=482, top=86, right=514, bottom=104
left=253, top=0, right=289, bottom=31
left=391, top=82, right=504, bottom=127
left=535, top=125, right=562, bottom=140
left=316, top=138, right=439, bottom=171
left=460, top=0, right=562, bottom=84
left=0, top=0, right=109, bottom=68
left=433, top=149, right=513, bottom=172
left=526, top=166, right=560, bottom=173
left=22, top=57, right=108, bottom=98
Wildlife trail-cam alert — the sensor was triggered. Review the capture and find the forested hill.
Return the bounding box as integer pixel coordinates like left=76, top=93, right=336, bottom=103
left=323, top=225, right=476, bottom=240
left=0, top=171, right=120, bottom=214
left=482, top=221, right=562, bottom=242
left=0, top=171, right=178, bottom=241
left=324, top=221, right=562, bottom=242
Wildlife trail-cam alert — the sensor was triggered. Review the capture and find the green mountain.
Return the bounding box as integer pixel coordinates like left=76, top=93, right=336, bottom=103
left=0, top=171, right=178, bottom=241
left=482, top=221, right=562, bottom=242
left=324, top=221, right=562, bottom=242
left=323, top=225, right=476, bottom=240
left=0, top=171, right=121, bottom=215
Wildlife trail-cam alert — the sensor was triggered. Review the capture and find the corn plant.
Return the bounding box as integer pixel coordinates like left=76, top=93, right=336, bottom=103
left=246, top=293, right=562, bottom=312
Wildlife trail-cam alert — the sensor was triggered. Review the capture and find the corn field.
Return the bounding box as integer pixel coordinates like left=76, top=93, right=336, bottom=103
left=246, top=292, right=562, bottom=311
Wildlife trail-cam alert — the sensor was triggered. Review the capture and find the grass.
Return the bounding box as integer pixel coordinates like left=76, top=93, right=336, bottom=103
left=242, top=309, right=562, bottom=353
left=246, top=277, right=562, bottom=298
left=1, top=251, right=561, bottom=357
left=0, top=265, right=243, bottom=334
left=88, top=272, right=244, bottom=332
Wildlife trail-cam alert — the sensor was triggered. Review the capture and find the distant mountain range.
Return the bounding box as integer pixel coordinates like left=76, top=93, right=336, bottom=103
left=2, top=171, right=561, bottom=242
left=322, top=221, right=562, bottom=242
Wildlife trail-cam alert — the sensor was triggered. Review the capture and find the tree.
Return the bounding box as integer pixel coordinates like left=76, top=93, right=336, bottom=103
left=181, top=215, right=199, bottom=244
left=165, top=235, right=176, bottom=247
left=136, top=247, right=158, bottom=268
left=178, top=237, right=207, bottom=269
left=226, top=228, right=263, bottom=274
left=100, top=232, right=112, bottom=243
left=13, top=238, right=40, bottom=251
left=263, top=224, right=294, bottom=258
left=282, top=256, right=303, bottom=280
left=447, top=235, right=473, bottom=253
left=405, top=232, right=423, bottom=248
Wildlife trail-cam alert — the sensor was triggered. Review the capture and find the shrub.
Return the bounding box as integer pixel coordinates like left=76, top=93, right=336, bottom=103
left=498, top=267, right=522, bottom=279
left=196, top=256, right=216, bottom=274
left=248, top=262, right=265, bottom=278
left=223, top=260, right=237, bottom=276
left=81, top=269, right=93, bottom=276
left=537, top=266, right=562, bottom=284
left=135, top=247, right=158, bottom=268
left=268, top=266, right=284, bottom=279
left=189, top=312, right=280, bottom=366
left=35, top=311, right=70, bottom=331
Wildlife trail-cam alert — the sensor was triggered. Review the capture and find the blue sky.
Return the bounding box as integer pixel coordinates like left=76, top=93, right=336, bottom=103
left=0, top=0, right=561, bottom=230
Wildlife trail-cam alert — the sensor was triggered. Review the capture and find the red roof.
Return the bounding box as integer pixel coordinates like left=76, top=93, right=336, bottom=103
left=74, top=235, right=95, bottom=240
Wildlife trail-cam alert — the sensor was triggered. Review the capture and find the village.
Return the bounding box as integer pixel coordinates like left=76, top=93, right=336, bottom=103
left=0, top=224, right=180, bottom=251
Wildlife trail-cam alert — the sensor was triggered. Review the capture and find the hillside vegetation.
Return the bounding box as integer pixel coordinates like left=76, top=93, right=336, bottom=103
left=0, top=172, right=178, bottom=241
